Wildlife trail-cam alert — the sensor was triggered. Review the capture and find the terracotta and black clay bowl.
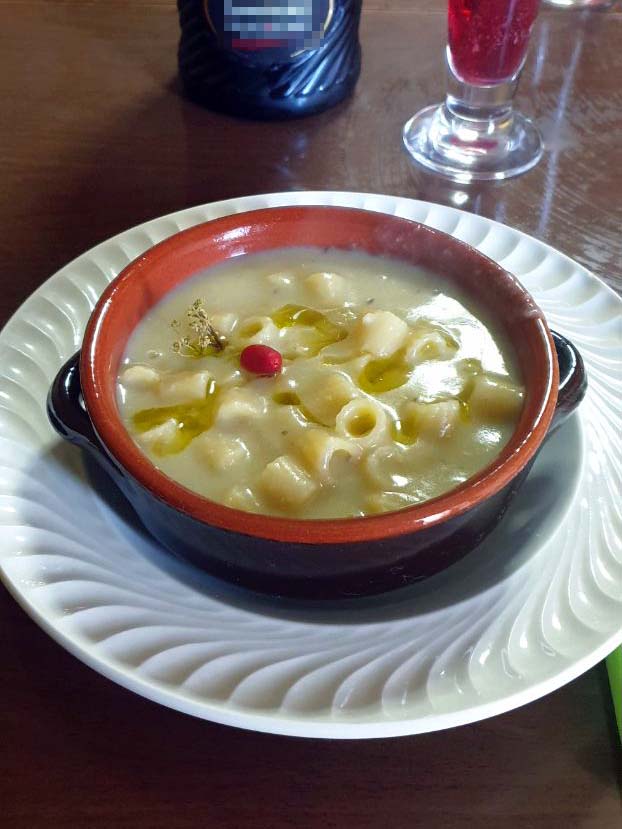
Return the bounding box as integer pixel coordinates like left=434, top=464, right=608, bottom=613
left=47, top=207, right=587, bottom=599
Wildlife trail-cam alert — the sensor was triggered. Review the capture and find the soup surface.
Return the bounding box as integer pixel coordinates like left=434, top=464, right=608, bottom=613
left=117, top=248, right=525, bottom=518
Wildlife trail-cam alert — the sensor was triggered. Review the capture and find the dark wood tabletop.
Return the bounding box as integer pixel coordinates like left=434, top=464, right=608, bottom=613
left=1, top=1, right=621, bottom=826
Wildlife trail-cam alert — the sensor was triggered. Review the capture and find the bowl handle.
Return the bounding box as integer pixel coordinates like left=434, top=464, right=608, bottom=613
left=549, top=330, right=587, bottom=436
left=47, top=351, right=123, bottom=482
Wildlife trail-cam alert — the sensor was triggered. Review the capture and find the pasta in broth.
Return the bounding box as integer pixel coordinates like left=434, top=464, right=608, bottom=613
left=117, top=248, right=525, bottom=518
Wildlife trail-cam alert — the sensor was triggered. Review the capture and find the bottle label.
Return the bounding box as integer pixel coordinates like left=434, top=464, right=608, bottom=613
left=204, top=0, right=333, bottom=62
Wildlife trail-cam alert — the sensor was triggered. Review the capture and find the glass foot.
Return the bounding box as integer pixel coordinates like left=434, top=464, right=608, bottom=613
left=403, top=103, right=543, bottom=182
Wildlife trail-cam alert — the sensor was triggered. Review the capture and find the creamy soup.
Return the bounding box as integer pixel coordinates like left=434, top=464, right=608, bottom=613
left=117, top=248, right=525, bottom=519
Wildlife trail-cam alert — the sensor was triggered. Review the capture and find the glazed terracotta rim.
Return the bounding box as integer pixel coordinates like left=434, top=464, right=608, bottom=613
left=81, top=206, right=558, bottom=544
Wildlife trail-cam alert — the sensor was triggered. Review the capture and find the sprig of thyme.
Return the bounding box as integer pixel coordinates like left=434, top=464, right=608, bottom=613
left=171, top=299, right=225, bottom=358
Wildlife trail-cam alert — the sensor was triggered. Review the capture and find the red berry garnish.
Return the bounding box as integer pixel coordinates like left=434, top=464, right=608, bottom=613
left=240, top=344, right=282, bottom=376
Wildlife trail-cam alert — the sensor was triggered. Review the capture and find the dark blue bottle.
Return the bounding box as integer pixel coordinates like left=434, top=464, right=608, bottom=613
left=177, top=0, right=362, bottom=119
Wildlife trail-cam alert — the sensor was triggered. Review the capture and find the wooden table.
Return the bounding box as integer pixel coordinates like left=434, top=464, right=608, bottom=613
left=1, top=2, right=620, bottom=826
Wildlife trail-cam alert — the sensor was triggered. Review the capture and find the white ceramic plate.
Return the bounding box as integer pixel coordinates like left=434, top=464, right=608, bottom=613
left=1, top=192, right=621, bottom=739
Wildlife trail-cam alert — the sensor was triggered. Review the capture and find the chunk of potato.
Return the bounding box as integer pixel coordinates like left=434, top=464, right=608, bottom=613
left=354, top=310, right=408, bottom=358
left=259, top=455, right=319, bottom=509
left=298, top=371, right=357, bottom=426
left=210, top=312, right=238, bottom=338
left=304, top=271, right=347, bottom=305
left=469, top=375, right=525, bottom=422
left=138, top=418, right=179, bottom=453
left=121, top=365, right=160, bottom=391
left=159, top=371, right=212, bottom=405
left=195, top=432, right=249, bottom=471
left=216, top=387, right=267, bottom=423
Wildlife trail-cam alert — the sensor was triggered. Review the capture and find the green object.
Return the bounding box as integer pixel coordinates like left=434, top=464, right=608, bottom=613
left=607, top=646, right=622, bottom=743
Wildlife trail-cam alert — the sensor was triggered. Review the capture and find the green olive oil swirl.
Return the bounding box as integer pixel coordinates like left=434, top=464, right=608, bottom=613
left=272, top=390, right=320, bottom=424
left=271, top=304, right=347, bottom=356
left=132, top=379, right=219, bottom=456
left=358, top=348, right=411, bottom=394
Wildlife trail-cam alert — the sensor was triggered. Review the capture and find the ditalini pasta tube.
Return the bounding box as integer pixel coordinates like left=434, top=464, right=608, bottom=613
left=335, top=398, right=389, bottom=447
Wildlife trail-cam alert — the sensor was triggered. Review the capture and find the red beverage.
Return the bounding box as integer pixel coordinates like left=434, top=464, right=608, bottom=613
left=448, top=0, right=540, bottom=85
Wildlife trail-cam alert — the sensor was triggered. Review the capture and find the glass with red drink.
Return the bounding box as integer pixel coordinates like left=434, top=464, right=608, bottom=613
left=403, top=0, right=543, bottom=180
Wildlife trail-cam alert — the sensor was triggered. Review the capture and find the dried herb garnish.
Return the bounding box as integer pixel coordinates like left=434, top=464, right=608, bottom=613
left=171, top=299, right=225, bottom=358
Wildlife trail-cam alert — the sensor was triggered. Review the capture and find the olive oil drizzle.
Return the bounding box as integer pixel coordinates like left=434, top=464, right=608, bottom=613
left=358, top=348, right=411, bottom=394
left=391, top=417, right=418, bottom=445
left=271, top=304, right=347, bottom=356
left=132, top=379, right=219, bottom=456
left=272, top=390, right=321, bottom=424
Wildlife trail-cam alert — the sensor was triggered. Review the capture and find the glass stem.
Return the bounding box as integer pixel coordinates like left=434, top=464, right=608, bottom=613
left=402, top=42, right=542, bottom=180
left=444, top=46, right=520, bottom=129
left=431, top=47, right=528, bottom=159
